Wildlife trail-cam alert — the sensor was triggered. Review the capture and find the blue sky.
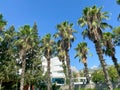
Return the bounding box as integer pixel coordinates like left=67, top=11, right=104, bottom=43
left=0, top=0, right=120, bottom=70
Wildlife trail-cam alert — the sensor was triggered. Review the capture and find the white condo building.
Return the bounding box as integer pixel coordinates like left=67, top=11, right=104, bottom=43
left=42, top=57, right=66, bottom=85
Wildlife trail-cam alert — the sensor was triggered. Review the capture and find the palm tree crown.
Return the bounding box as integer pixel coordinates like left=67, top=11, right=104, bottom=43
left=15, top=25, right=36, bottom=51
left=75, top=42, right=88, bottom=63
left=55, top=21, right=76, bottom=50
left=102, top=32, right=115, bottom=56
left=41, top=33, right=55, bottom=58
left=78, top=5, right=111, bottom=41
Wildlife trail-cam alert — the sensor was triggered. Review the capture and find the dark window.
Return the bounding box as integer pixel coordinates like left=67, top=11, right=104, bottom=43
left=52, top=78, right=65, bottom=84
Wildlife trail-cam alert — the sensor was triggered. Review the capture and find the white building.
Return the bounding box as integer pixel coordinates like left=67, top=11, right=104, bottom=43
left=42, top=57, right=65, bottom=85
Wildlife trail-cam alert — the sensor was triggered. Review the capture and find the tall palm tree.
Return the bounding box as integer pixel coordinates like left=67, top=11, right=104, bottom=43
left=54, top=21, right=76, bottom=90
left=78, top=6, right=113, bottom=89
left=102, top=32, right=120, bottom=76
left=14, top=25, right=36, bottom=90
left=75, top=42, right=90, bottom=83
left=41, top=34, right=56, bottom=90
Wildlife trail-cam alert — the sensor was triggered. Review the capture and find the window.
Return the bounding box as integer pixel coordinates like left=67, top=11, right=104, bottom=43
left=51, top=78, right=65, bottom=84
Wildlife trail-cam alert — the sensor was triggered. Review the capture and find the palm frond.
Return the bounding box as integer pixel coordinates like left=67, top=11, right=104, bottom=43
left=117, top=0, right=120, bottom=5
left=117, top=14, right=120, bottom=21
left=82, top=29, right=89, bottom=39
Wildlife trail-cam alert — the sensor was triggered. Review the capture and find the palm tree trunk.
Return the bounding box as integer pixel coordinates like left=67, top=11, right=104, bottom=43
left=66, top=50, right=72, bottom=90
left=84, top=63, right=90, bottom=84
left=47, top=57, right=51, bottom=90
left=20, top=50, right=26, bottom=90
left=20, top=58, right=26, bottom=90
left=62, top=60, right=68, bottom=80
left=94, top=41, right=113, bottom=90
left=111, top=55, right=120, bottom=76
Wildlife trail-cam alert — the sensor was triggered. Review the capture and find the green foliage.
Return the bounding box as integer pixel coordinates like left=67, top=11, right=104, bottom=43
left=0, top=22, right=43, bottom=89
left=0, top=14, right=7, bottom=30
left=92, top=69, right=105, bottom=83
left=78, top=5, right=110, bottom=41
left=55, top=21, right=76, bottom=50
left=0, top=25, right=19, bottom=89
left=92, top=66, right=119, bottom=83
left=114, top=88, right=120, bottom=90
left=41, top=33, right=56, bottom=58
left=102, top=32, right=115, bottom=56
left=108, top=66, right=118, bottom=82
left=1, top=3, right=120, bottom=89
left=116, top=0, right=120, bottom=5
left=75, top=42, right=88, bottom=63
left=113, top=26, right=120, bottom=46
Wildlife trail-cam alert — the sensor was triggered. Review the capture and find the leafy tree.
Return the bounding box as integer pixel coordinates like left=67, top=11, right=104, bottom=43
left=14, top=25, right=36, bottom=90
left=75, top=42, right=90, bottom=83
left=0, top=14, right=6, bottom=89
left=54, top=21, right=76, bottom=90
left=108, top=66, right=118, bottom=82
left=0, top=14, right=7, bottom=31
left=25, top=55, right=43, bottom=89
left=78, top=6, right=113, bottom=89
left=92, top=66, right=118, bottom=83
left=0, top=26, right=18, bottom=90
left=0, top=14, right=7, bottom=42
left=92, top=69, right=105, bottom=83
left=40, top=34, right=56, bottom=90
left=102, top=32, right=120, bottom=76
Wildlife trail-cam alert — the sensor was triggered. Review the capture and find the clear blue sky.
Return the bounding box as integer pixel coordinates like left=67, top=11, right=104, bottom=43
left=0, top=0, right=120, bottom=70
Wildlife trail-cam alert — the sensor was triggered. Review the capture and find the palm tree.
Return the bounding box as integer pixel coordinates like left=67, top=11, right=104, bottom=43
left=14, top=25, right=36, bottom=90
left=54, top=21, right=76, bottom=90
left=41, top=34, right=56, bottom=90
left=75, top=42, right=90, bottom=83
left=117, top=0, right=120, bottom=5
left=102, top=32, right=120, bottom=76
left=78, top=6, right=113, bottom=89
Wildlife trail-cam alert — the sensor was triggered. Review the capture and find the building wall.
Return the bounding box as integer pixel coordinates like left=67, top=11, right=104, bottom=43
left=42, top=57, right=65, bottom=78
